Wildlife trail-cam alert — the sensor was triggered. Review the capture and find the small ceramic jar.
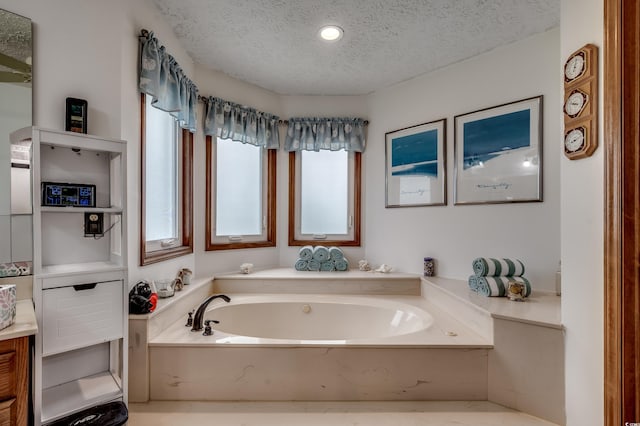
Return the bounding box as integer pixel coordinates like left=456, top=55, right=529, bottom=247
left=423, top=257, right=435, bottom=277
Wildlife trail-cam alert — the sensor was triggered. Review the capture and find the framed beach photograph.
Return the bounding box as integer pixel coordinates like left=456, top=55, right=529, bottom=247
left=385, top=118, right=446, bottom=207
left=454, top=96, right=543, bottom=205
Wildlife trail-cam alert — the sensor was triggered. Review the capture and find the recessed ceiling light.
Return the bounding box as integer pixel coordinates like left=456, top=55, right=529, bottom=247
left=319, top=25, right=343, bottom=42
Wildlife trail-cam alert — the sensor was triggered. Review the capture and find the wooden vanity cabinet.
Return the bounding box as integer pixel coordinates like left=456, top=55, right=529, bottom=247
left=0, top=336, right=29, bottom=426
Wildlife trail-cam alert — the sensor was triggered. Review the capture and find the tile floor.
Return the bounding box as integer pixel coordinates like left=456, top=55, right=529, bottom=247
left=128, top=401, right=560, bottom=425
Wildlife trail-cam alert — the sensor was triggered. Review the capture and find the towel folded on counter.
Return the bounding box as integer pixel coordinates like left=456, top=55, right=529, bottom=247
left=312, top=246, right=331, bottom=262
left=472, top=257, right=525, bottom=277
left=307, top=259, right=321, bottom=271
left=328, top=246, right=344, bottom=261
left=295, top=259, right=309, bottom=271
left=334, top=258, right=349, bottom=272
left=320, top=260, right=336, bottom=271
left=294, top=246, right=349, bottom=272
left=468, top=275, right=531, bottom=297
left=299, top=245, right=314, bottom=261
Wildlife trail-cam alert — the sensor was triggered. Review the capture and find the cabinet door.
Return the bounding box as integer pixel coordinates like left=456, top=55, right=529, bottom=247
left=0, top=397, right=17, bottom=426
left=42, top=280, right=123, bottom=355
left=0, top=351, right=16, bottom=400
left=0, top=337, right=27, bottom=426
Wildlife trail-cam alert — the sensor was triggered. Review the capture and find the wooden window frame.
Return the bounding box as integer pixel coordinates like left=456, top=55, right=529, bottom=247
left=140, top=93, right=193, bottom=265
left=288, top=151, right=361, bottom=247
left=205, top=135, right=277, bottom=250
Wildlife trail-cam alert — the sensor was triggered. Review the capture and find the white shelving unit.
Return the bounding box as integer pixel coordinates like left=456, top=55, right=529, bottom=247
left=11, top=127, right=128, bottom=425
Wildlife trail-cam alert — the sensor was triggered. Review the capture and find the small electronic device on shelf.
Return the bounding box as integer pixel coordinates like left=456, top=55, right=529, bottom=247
left=41, top=182, right=96, bottom=207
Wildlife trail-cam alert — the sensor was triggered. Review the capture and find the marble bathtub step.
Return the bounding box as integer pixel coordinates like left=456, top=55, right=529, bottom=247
left=128, top=401, right=559, bottom=425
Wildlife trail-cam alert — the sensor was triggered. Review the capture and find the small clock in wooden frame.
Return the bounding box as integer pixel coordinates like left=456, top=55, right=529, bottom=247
left=563, top=44, right=598, bottom=160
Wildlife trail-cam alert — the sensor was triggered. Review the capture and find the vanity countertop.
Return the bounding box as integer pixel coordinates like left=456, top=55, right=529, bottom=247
left=0, top=299, right=37, bottom=341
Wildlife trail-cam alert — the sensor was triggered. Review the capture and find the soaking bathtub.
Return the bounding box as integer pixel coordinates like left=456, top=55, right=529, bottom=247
left=147, top=292, right=491, bottom=401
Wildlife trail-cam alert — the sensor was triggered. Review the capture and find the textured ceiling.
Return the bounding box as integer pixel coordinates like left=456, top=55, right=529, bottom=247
left=152, top=0, right=559, bottom=96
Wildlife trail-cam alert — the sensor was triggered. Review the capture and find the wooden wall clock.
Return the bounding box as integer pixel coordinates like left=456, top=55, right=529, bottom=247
left=563, top=44, right=598, bottom=159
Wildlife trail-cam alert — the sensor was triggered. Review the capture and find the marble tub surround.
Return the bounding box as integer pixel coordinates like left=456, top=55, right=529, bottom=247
left=131, top=268, right=564, bottom=424
left=0, top=299, right=37, bottom=341
left=149, top=346, right=488, bottom=401
left=422, top=276, right=562, bottom=329
left=148, top=275, right=492, bottom=402
left=128, top=276, right=214, bottom=402
left=422, top=277, right=564, bottom=424
left=212, top=267, right=421, bottom=295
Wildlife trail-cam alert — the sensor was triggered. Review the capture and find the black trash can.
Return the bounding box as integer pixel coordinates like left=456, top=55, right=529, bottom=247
left=46, top=401, right=128, bottom=426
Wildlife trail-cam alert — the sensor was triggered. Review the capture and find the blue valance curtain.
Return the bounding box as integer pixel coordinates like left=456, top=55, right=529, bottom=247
left=284, top=117, right=366, bottom=152
left=139, top=31, right=198, bottom=132
left=203, top=96, right=280, bottom=149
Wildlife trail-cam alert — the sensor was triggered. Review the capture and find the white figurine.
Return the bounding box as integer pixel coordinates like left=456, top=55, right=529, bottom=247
left=240, top=263, right=254, bottom=274
left=374, top=264, right=392, bottom=273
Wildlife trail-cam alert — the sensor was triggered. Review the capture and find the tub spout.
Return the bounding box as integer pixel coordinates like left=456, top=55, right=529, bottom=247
left=191, top=294, right=231, bottom=332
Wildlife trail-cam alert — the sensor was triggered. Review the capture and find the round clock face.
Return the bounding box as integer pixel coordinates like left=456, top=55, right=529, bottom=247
left=565, top=91, right=587, bottom=117
left=565, top=54, right=585, bottom=81
left=565, top=128, right=585, bottom=152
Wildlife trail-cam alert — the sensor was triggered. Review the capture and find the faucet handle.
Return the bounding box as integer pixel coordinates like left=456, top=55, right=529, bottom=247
left=185, top=310, right=194, bottom=327
left=203, top=319, right=219, bottom=336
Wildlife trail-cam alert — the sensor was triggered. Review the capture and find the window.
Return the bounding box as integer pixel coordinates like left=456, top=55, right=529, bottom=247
left=289, top=150, right=361, bottom=246
left=205, top=136, right=276, bottom=250
left=140, top=93, right=193, bottom=265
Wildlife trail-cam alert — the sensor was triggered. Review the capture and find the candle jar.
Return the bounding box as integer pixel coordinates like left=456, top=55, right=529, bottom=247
left=423, top=257, right=435, bottom=277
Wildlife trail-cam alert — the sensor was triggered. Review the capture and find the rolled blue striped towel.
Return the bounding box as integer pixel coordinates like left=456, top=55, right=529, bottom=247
left=472, top=276, right=532, bottom=297
left=299, top=245, right=314, bottom=261
left=334, top=258, right=349, bottom=271
left=472, top=258, right=525, bottom=277
left=308, top=259, right=321, bottom=271
left=320, top=260, right=336, bottom=271
left=328, top=246, right=344, bottom=261
left=312, top=246, right=331, bottom=262
left=294, top=259, right=309, bottom=271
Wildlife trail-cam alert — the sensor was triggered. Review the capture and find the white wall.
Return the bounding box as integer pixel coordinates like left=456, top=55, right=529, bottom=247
left=365, top=29, right=561, bottom=292
left=278, top=95, right=369, bottom=266
left=117, top=0, right=197, bottom=285
left=193, top=65, right=282, bottom=276
left=0, top=0, right=199, bottom=285
left=560, top=0, right=604, bottom=424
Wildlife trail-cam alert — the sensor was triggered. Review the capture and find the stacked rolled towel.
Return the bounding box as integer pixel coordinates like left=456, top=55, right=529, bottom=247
left=469, top=275, right=532, bottom=297
left=299, top=245, right=314, bottom=261
left=472, top=257, right=525, bottom=277
left=468, top=257, right=531, bottom=297
left=312, top=246, right=330, bottom=262
left=294, top=246, right=348, bottom=272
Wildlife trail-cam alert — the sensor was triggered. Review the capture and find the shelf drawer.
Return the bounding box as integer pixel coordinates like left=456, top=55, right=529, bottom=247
left=42, top=280, right=123, bottom=356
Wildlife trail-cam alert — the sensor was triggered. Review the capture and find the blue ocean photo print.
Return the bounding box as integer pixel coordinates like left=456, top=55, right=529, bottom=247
left=385, top=118, right=446, bottom=207
left=454, top=96, right=542, bottom=204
